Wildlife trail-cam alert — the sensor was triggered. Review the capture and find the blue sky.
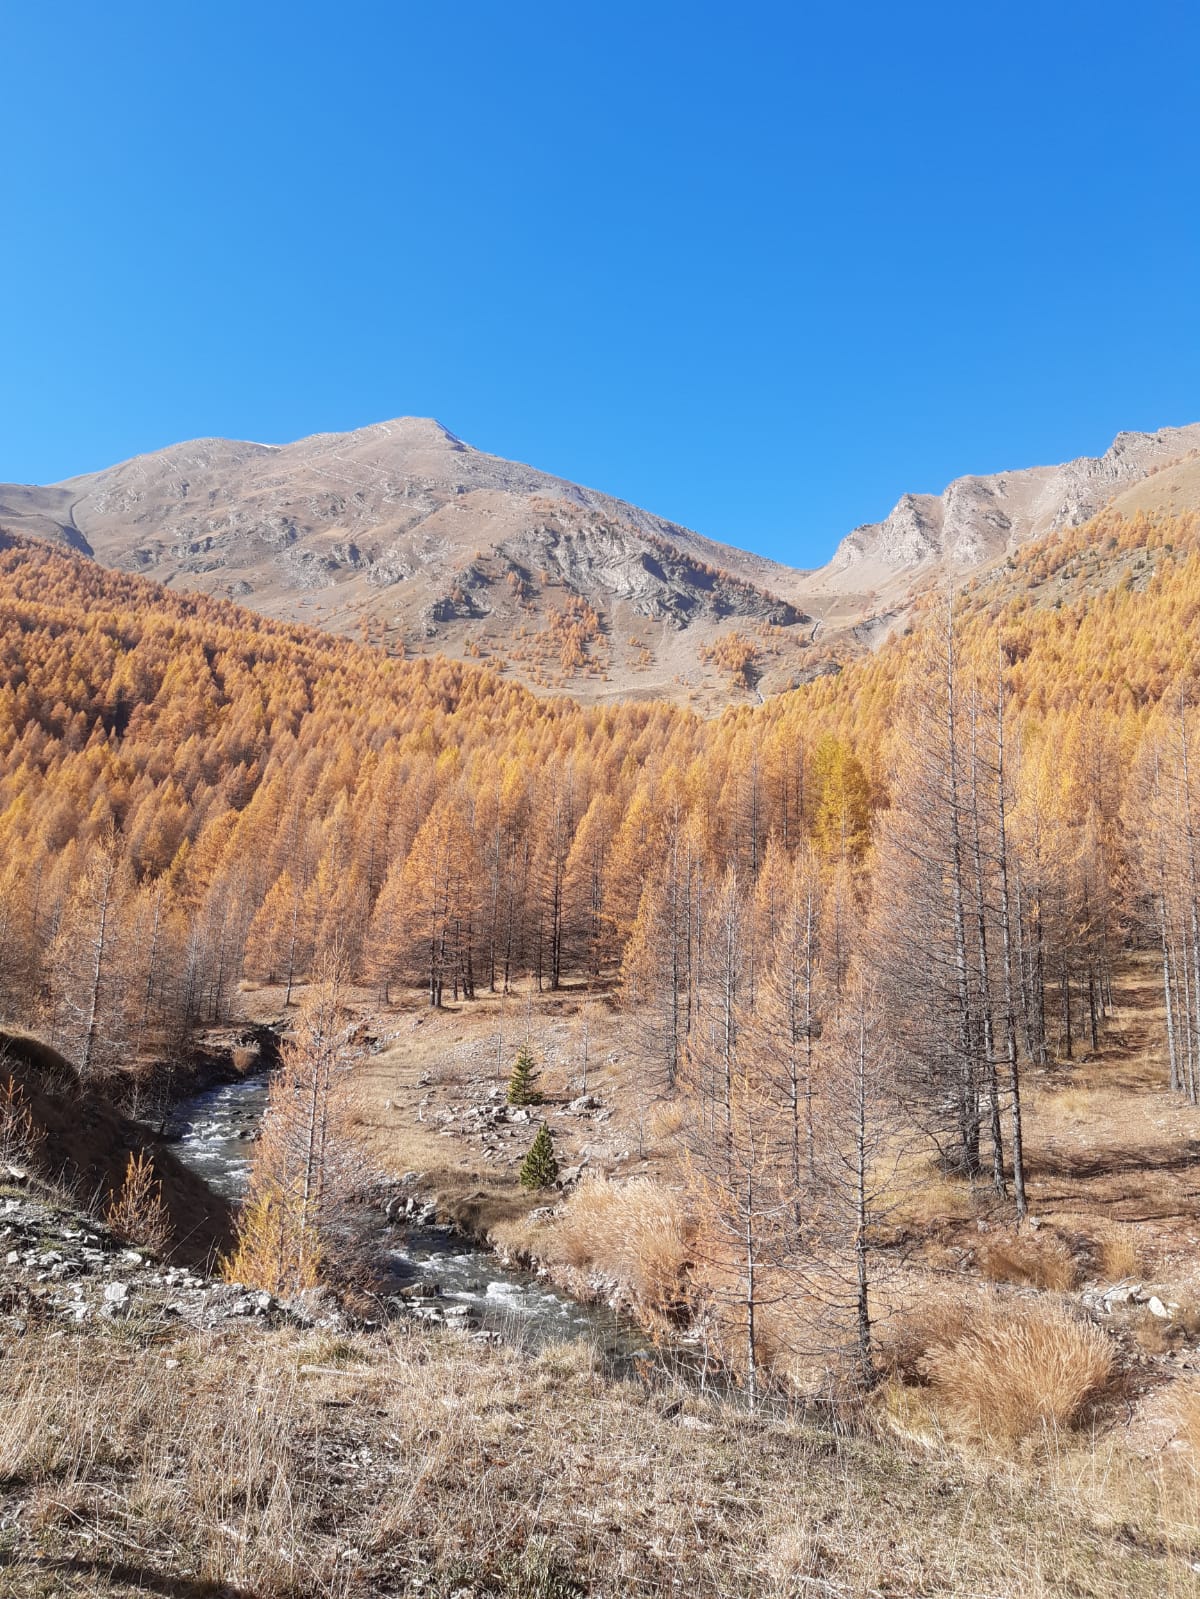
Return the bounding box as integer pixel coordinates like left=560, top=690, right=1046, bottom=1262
left=2, top=2, right=1198, bottom=568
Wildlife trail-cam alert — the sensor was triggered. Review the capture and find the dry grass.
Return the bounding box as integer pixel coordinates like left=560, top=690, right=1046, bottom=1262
left=876, top=1293, right=976, bottom=1384
left=1131, top=1309, right=1176, bottom=1355
left=646, top=1097, right=688, bottom=1141
left=1095, top=1223, right=1143, bottom=1281
left=495, top=1174, right=692, bottom=1320
left=1046, top=1085, right=1098, bottom=1120
left=0, top=1331, right=345, bottom=1597
left=0, top=1317, right=1195, bottom=1599
left=1171, top=1380, right=1200, bottom=1457
left=921, top=1302, right=1117, bottom=1443
left=883, top=1151, right=974, bottom=1231
left=0, top=1070, right=45, bottom=1168
left=978, top=1228, right=1081, bottom=1291
left=231, top=1042, right=261, bottom=1074
left=554, top=1174, right=692, bottom=1310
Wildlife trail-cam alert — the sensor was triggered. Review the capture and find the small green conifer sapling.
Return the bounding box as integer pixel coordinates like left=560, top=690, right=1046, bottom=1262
left=519, top=1122, right=559, bottom=1189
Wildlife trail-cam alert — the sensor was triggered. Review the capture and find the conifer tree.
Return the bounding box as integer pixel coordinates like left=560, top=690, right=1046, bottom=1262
left=519, top=1122, right=558, bottom=1189
left=507, top=1043, right=542, bottom=1106
left=225, top=959, right=360, bottom=1293
left=105, top=1150, right=173, bottom=1256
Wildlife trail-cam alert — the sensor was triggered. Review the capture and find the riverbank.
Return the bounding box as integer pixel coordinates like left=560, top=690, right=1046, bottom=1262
left=327, top=984, right=701, bottom=1338
left=0, top=1029, right=235, bottom=1269
left=294, top=965, right=1200, bottom=1362
left=165, top=1067, right=660, bottom=1369
left=7, top=975, right=1200, bottom=1595
left=108, top=1019, right=284, bottom=1127
left=5, top=1091, right=1199, bottom=1596
left=333, top=982, right=644, bottom=1235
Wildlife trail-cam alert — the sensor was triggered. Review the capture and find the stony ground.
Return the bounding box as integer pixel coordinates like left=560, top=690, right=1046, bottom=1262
left=0, top=1178, right=336, bottom=1338
left=297, top=985, right=656, bottom=1237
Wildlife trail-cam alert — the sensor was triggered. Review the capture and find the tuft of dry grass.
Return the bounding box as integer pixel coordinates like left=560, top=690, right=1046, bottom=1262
left=922, top=1303, right=1117, bottom=1443
left=1095, top=1224, right=1142, bottom=1281
left=876, top=1294, right=976, bottom=1384
left=0, top=1071, right=45, bottom=1169
left=502, top=1175, right=692, bottom=1319
left=1171, top=1380, right=1200, bottom=1457
left=646, top=1097, right=688, bottom=1142
left=231, top=1042, right=261, bottom=1074
left=1047, top=1085, right=1097, bottom=1120
left=1131, top=1310, right=1175, bottom=1356
left=978, top=1228, right=1080, bottom=1291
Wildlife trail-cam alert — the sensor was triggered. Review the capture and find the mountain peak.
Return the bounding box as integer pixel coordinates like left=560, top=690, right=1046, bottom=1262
left=6, top=416, right=1200, bottom=705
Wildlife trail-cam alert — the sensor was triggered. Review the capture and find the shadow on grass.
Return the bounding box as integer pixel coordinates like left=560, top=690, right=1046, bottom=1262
left=1027, top=1142, right=1200, bottom=1184
left=1024, top=1140, right=1200, bottom=1221
left=0, top=1551, right=258, bottom=1598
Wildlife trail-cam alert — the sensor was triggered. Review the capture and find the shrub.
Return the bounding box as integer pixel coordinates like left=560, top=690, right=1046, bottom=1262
left=105, top=1151, right=173, bottom=1256
left=923, top=1304, right=1116, bottom=1442
left=0, top=1074, right=44, bottom=1170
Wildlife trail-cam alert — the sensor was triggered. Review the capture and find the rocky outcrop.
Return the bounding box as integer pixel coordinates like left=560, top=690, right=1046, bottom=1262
left=0, top=1183, right=348, bottom=1334
left=824, top=423, right=1200, bottom=582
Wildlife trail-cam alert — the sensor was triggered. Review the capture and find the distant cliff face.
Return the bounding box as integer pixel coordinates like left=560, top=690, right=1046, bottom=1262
left=819, top=423, right=1200, bottom=584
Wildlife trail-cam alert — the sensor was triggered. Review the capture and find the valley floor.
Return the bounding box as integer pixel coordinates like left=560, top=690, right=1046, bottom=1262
left=6, top=963, right=1197, bottom=1596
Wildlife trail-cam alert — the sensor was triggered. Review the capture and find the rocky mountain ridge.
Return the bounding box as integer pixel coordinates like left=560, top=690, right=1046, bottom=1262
left=820, top=423, right=1200, bottom=583
left=3, top=417, right=1199, bottom=704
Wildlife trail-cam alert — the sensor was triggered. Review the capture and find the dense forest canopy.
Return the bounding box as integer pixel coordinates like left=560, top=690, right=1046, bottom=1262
left=3, top=506, right=1200, bottom=1196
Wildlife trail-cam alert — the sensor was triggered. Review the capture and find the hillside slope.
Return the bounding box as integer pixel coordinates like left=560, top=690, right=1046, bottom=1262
left=802, top=421, right=1200, bottom=632
left=4, top=418, right=1200, bottom=703
left=0, top=1030, right=232, bottom=1267
left=0, top=419, right=824, bottom=707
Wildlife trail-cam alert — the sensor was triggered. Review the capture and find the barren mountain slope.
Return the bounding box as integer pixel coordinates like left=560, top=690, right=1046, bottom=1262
left=0, top=419, right=828, bottom=707
left=0, top=481, right=93, bottom=556
left=4, top=417, right=1200, bottom=704
left=801, top=422, right=1200, bottom=632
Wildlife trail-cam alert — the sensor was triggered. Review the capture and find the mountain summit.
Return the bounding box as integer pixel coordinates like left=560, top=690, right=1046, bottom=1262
left=0, top=418, right=820, bottom=704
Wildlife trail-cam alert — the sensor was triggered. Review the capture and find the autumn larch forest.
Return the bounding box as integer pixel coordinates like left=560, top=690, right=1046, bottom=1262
left=4, top=502, right=1200, bottom=1593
